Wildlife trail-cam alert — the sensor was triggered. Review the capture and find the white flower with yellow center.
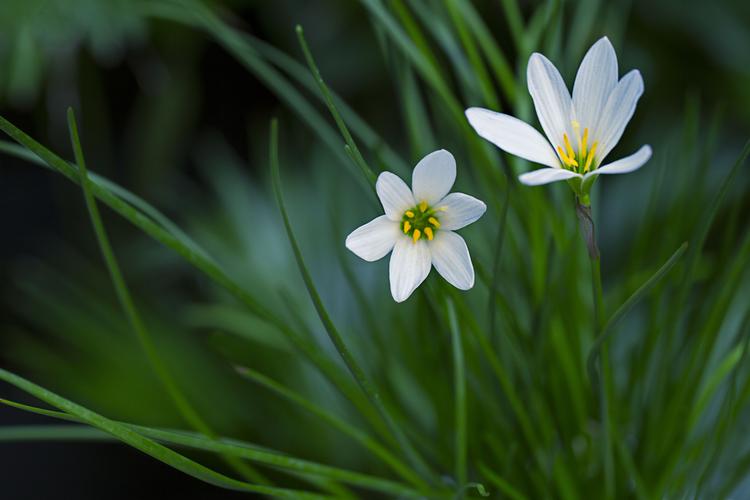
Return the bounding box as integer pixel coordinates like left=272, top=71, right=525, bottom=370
left=346, top=150, right=486, bottom=303
left=466, top=37, right=651, bottom=196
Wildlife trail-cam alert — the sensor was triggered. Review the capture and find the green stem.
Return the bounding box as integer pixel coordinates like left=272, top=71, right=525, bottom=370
left=578, top=198, right=613, bottom=499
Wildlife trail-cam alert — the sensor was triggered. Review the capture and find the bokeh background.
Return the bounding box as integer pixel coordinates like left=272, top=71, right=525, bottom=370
left=1, top=0, right=749, bottom=498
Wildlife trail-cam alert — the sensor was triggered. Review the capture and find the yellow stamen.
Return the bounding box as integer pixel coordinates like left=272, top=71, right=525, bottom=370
left=581, top=128, right=589, bottom=158
left=556, top=145, right=578, bottom=168
left=584, top=142, right=598, bottom=173
left=563, top=133, right=576, bottom=162
left=424, top=227, right=434, bottom=241
left=403, top=221, right=411, bottom=234
left=412, top=229, right=421, bottom=242
left=428, top=217, right=440, bottom=228
left=405, top=210, right=415, bottom=218
left=418, top=201, right=428, bottom=212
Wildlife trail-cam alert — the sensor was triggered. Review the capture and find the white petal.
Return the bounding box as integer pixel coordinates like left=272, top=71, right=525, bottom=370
left=376, top=171, right=415, bottom=221
left=345, top=215, right=400, bottom=262
left=585, top=145, right=652, bottom=179
left=518, top=168, right=582, bottom=186
left=595, top=70, right=644, bottom=162
left=430, top=231, right=474, bottom=290
left=436, top=192, right=487, bottom=231
left=389, top=236, right=432, bottom=303
left=527, top=53, right=573, bottom=151
left=411, top=149, right=456, bottom=206
left=465, top=108, right=560, bottom=168
left=573, top=37, right=618, bottom=134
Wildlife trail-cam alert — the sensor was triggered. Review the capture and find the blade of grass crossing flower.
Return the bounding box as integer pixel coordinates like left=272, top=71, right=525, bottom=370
left=0, top=368, right=327, bottom=499
left=66, top=108, right=267, bottom=485
left=235, top=366, right=432, bottom=493
left=269, top=119, right=436, bottom=484
left=447, top=298, right=467, bottom=487
left=296, top=26, right=377, bottom=186
left=0, top=394, right=423, bottom=497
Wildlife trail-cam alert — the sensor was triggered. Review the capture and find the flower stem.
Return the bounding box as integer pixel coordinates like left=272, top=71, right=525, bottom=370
left=579, top=198, right=614, bottom=499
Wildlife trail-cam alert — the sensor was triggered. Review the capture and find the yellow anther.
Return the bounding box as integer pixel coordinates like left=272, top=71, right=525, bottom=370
left=418, top=201, right=428, bottom=212
left=584, top=142, right=598, bottom=173
left=412, top=229, right=421, bottom=242
left=563, top=133, right=576, bottom=161
left=424, top=227, right=434, bottom=240
left=405, top=210, right=415, bottom=218
left=403, top=221, right=411, bottom=234
left=581, top=128, right=589, bottom=158
left=556, top=145, right=578, bottom=168
left=428, top=217, right=440, bottom=228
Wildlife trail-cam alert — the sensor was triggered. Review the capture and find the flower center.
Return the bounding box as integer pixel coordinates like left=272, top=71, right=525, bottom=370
left=402, top=201, right=441, bottom=243
left=556, top=120, right=599, bottom=174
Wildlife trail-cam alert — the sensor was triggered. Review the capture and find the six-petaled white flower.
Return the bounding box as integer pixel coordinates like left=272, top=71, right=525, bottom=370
left=346, top=150, right=486, bottom=303
left=466, top=36, right=651, bottom=196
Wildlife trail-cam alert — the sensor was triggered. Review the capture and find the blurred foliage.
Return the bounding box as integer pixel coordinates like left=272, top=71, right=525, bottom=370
left=1, top=0, right=750, bottom=498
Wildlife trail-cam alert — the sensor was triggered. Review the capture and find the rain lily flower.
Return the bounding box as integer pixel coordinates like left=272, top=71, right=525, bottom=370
left=466, top=37, right=651, bottom=200
left=346, top=150, right=486, bottom=303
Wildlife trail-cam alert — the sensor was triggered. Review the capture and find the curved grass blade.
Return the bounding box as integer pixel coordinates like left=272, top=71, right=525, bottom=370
left=296, top=25, right=377, bottom=186
left=0, top=397, right=424, bottom=497
left=0, top=368, right=327, bottom=499
left=587, top=242, right=689, bottom=384
left=66, top=108, right=266, bottom=484
left=235, top=366, right=432, bottom=492
left=446, top=298, right=467, bottom=487
left=0, top=140, right=213, bottom=264
left=241, top=34, right=410, bottom=174
left=2, top=112, right=392, bottom=452
left=269, top=119, right=437, bottom=485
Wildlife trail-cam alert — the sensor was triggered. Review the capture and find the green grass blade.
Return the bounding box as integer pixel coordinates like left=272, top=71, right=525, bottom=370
left=269, top=119, right=436, bottom=484
left=296, top=25, right=377, bottom=186
left=447, top=298, right=467, bottom=487
left=587, top=242, right=689, bottom=383
left=236, top=366, right=432, bottom=492
left=0, top=368, right=327, bottom=499
left=241, top=34, right=410, bottom=174
left=66, top=108, right=266, bottom=484
left=0, top=395, right=424, bottom=498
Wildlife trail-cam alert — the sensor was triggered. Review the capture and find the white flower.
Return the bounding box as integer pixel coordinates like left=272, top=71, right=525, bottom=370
left=345, top=150, right=486, bottom=303
left=466, top=37, right=651, bottom=190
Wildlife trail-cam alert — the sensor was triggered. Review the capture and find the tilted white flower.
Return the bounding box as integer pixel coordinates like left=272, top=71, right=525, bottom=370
left=466, top=36, right=651, bottom=192
left=346, top=150, right=486, bottom=303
